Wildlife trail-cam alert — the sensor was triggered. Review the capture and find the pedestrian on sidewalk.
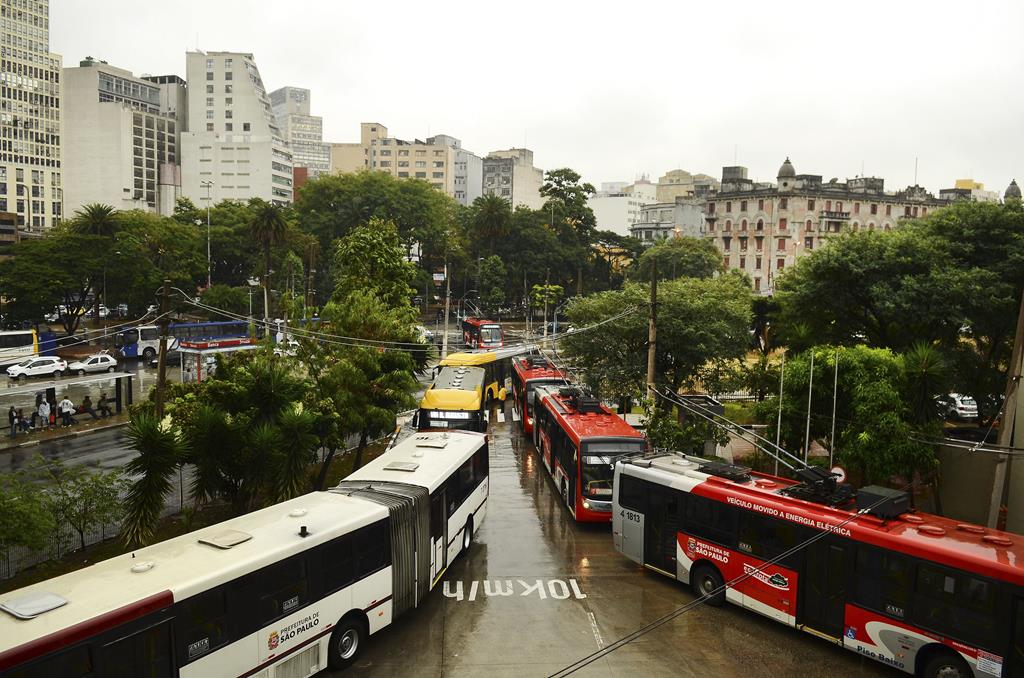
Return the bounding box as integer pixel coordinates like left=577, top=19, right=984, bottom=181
left=81, top=395, right=100, bottom=420
left=97, top=393, right=113, bottom=418
left=16, top=409, right=29, bottom=433
left=58, top=395, right=77, bottom=427
left=38, top=398, right=51, bottom=430
left=7, top=406, right=15, bottom=438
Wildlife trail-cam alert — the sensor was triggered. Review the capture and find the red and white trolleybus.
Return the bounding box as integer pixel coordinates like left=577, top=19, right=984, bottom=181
left=511, top=355, right=568, bottom=435
left=534, top=385, right=645, bottom=522
left=461, top=317, right=503, bottom=349
left=613, top=453, right=1024, bottom=678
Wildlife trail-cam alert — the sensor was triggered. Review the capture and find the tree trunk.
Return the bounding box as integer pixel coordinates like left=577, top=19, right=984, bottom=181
left=77, top=527, right=86, bottom=552
left=314, top=447, right=337, bottom=491
left=352, top=431, right=369, bottom=471
left=576, top=264, right=583, bottom=297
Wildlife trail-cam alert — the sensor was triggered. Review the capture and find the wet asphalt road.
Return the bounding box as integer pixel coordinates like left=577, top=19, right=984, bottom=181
left=332, top=404, right=897, bottom=678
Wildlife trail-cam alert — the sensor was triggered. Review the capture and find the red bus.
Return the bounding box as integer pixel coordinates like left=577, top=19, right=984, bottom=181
left=533, top=385, right=645, bottom=522
left=461, top=317, right=503, bottom=349
left=511, top=355, right=568, bottom=435
left=613, top=453, right=1024, bottom=678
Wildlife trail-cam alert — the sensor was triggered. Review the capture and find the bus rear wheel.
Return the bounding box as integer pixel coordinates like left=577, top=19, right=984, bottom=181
left=142, top=347, right=155, bottom=360
left=327, top=615, right=367, bottom=670
left=691, top=564, right=726, bottom=607
left=922, top=651, right=971, bottom=678
left=462, top=516, right=474, bottom=551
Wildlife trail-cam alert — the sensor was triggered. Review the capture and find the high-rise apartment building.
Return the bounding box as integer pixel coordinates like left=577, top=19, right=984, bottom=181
left=0, top=0, right=62, bottom=232
left=483, top=148, right=544, bottom=210
left=427, top=134, right=481, bottom=205
left=269, top=86, right=329, bottom=183
left=588, top=178, right=659, bottom=236
left=181, top=51, right=293, bottom=207
left=62, top=58, right=181, bottom=215
left=331, top=123, right=465, bottom=198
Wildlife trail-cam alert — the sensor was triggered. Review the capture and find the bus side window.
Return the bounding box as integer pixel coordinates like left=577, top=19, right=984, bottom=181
left=256, top=557, right=309, bottom=625
left=854, top=547, right=911, bottom=619
left=141, top=328, right=159, bottom=341
left=473, top=446, right=489, bottom=485
left=618, top=474, right=646, bottom=512
left=684, top=495, right=736, bottom=548
left=355, top=520, right=390, bottom=577
left=100, top=620, right=173, bottom=677
left=176, top=588, right=230, bottom=664
left=320, top=535, right=355, bottom=594
left=10, top=645, right=93, bottom=678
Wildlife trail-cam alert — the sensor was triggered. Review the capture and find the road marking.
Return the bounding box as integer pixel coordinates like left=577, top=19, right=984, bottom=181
left=442, top=578, right=588, bottom=602
left=588, top=612, right=605, bottom=649
left=497, top=411, right=506, bottom=423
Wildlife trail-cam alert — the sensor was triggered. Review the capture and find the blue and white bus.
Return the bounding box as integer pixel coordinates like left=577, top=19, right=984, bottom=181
left=116, top=321, right=252, bottom=360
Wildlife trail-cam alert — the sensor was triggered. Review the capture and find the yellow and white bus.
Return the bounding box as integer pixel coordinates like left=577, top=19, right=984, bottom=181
left=0, top=329, right=38, bottom=367
left=0, top=429, right=488, bottom=677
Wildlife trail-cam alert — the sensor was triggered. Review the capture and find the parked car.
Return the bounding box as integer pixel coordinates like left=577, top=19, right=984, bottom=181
left=6, top=356, right=68, bottom=380
left=273, top=339, right=300, bottom=357
left=68, top=352, right=119, bottom=375
left=939, top=393, right=979, bottom=421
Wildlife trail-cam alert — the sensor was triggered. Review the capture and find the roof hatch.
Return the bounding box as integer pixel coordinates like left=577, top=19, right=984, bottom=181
left=198, top=529, right=253, bottom=550
left=0, top=591, right=68, bottom=619
left=384, top=461, right=420, bottom=472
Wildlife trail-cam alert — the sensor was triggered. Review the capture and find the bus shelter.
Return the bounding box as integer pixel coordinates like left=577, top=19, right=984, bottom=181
left=179, top=337, right=257, bottom=383
left=0, top=371, right=134, bottom=433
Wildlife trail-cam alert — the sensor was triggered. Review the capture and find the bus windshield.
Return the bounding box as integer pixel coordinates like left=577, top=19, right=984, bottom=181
left=582, top=441, right=645, bottom=499
left=421, top=409, right=482, bottom=432
left=480, top=326, right=502, bottom=344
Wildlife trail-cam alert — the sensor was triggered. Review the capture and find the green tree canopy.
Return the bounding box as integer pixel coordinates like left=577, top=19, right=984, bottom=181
left=631, top=235, right=724, bottom=282
left=332, top=218, right=416, bottom=307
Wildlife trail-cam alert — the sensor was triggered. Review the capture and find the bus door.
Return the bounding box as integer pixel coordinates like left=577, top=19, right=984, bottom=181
left=799, top=538, right=850, bottom=640
left=431, top=489, right=447, bottom=582
left=644, top=484, right=679, bottom=575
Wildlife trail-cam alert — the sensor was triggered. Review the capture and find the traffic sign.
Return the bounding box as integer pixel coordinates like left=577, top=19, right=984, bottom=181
left=830, top=465, right=847, bottom=483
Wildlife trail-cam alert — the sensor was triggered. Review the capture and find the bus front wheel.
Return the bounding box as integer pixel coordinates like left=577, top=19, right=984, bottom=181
left=463, top=516, right=474, bottom=551
left=691, top=564, right=726, bottom=607
left=327, top=615, right=367, bottom=670
left=921, top=650, right=971, bottom=678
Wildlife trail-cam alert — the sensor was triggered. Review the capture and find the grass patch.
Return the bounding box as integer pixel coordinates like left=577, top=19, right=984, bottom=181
left=724, top=401, right=760, bottom=425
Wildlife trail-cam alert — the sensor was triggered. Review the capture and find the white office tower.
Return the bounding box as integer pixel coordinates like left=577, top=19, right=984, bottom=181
left=269, top=86, right=329, bottom=179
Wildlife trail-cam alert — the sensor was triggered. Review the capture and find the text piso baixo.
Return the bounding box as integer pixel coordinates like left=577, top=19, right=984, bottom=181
left=443, top=578, right=587, bottom=602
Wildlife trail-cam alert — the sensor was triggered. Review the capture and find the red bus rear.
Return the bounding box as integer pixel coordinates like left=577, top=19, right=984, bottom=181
left=614, top=454, right=1024, bottom=678
left=533, top=385, right=645, bottom=522
left=511, top=355, right=568, bottom=435
left=462, top=317, right=503, bottom=349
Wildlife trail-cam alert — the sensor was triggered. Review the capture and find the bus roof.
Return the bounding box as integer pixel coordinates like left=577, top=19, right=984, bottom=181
left=621, top=454, right=1024, bottom=586
left=0, top=492, right=387, bottom=660
left=535, top=385, right=644, bottom=445
left=462, top=317, right=499, bottom=328
left=512, top=355, right=568, bottom=382
left=345, top=430, right=486, bottom=494
left=421, top=366, right=484, bottom=410
left=442, top=345, right=538, bottom=367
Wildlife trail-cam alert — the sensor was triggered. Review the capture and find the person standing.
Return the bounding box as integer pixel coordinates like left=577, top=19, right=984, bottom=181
left=58, top=395, right=76, bottom=427
left=38, top=398, right=50, bottom=430
left=7, top=406, right=15, bottom=438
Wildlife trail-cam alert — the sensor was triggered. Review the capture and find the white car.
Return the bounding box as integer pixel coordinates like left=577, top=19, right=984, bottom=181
left=273, top=339, right=300, bottom=357
left=941, top=393, right=979, bottom=421
left=68, top=353, right=119, bottom=375
left=6, top=356, right=68, bottom=380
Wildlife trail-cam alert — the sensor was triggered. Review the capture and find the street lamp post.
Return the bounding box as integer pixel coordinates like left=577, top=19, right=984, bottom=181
left=199, top=180, right=214, bottom=288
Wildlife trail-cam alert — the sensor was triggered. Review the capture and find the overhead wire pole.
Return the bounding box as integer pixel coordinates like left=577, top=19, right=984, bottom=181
left=646, top=256, right=657, bottom=403
left=774, top=351, right=785, bottom=475
left=829, top=348, right=839, bottom=467
left=804, top=349, right=815, bottom=464
left=154, top=279, right=171, bottom=418
left=441, top=260, right=451, bottom=359
left=988, top=289, right=1024, bottom=528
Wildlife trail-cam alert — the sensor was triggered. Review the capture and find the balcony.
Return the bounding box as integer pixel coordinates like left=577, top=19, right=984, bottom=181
left=820, top=210, right=850, bottom=220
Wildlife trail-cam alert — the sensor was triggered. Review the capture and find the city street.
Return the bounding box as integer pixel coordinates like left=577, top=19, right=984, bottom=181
left=332, top=404, right=896, bottom=678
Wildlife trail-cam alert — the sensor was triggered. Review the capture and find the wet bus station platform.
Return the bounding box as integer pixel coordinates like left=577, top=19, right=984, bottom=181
left=332, top=403, right=896, bottom=678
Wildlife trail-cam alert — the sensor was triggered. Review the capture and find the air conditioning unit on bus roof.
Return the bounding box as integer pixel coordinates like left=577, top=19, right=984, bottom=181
left=856, top=485, right=910, bottom=520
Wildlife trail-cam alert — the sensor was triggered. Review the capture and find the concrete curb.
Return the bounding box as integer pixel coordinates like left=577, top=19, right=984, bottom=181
left=2, top=420, right=129, bottom=451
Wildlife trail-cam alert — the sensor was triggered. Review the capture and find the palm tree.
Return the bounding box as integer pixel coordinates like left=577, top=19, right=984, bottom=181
left=121, top=412, right=189, bottom=546
left=471, top=194, right=511, bottom=256
left=70, top=203, right=120, bottom=237
left=248, top=200, right=288, bottom=324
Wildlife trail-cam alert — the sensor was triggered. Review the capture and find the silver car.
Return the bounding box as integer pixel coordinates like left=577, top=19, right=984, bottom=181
left=67, top=353, right=119, bottom=375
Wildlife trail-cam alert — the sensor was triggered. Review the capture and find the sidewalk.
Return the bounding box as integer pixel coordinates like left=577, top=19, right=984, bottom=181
left=1, top=413, right=129, bottom=451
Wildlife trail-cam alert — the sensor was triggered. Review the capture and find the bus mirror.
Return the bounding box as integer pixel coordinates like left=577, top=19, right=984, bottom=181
left=498, top=387, right=507, bottom=401
left=411, top=412, right=420, bottom=428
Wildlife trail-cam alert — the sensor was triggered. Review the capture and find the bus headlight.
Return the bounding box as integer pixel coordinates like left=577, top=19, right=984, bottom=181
left=582, top=500, right=591, bottom=510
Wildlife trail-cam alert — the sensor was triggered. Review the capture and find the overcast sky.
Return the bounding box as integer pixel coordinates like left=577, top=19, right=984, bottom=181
left=53, top=0, right=1023, bottom=194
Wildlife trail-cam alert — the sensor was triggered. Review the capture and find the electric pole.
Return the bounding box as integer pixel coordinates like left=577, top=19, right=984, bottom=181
left=988, top=289, right=1024, bottom=528
left=646, top=257, right=657, bottom=403
left=154, top=279, right=171, bottom=418
left=441, top=261, right=451, bottom=359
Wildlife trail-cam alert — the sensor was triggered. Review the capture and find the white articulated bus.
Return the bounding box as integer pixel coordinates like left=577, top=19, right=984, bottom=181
left=0, top=429, right=488, bottom=677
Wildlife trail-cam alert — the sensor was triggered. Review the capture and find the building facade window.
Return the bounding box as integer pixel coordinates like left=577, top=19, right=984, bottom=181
left=777, top=258, right=785, bottom=270
left=740, top=200, right=747, bottom=211
left=780, top=197, right=788, bottom=209
left=741, top=219, right=747, bottom=231
left=726, top=201, right=732, bottom=213
left=886, top=204, right=892, bottom=216
left=777, top=238, right=785, bottom=250
left=225, top=71, right=233, bottom=80
left=805, top=236, right=814, bottom=249
left=808, top=199, right=815, bottom=210
left=854, top=203, right=860, bottom=214
left=871, top=203, right=878, bottom=215
left=206, top=72, right=213, bottom=81
left=724, top=220, right=731, bottom=232
left=758, top=199, right=764, bottom=210
left=779, top=218, right=787, bottom=230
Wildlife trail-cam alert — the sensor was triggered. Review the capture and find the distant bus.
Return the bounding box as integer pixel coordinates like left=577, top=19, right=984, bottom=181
left=461, top=317, right=503, bottom=349
left=533, top=385, right=646, bottom=522
left=0, top=429, right=488, bottom=677
left=418, top=365, right=490, bottom=433
left=0, top=330, right=38, bottom=366
left=116, top=321, right=251, bottom=360
left=511, top=355, right=568, bottom=435
left=440, top=350, right=509, bottom=405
